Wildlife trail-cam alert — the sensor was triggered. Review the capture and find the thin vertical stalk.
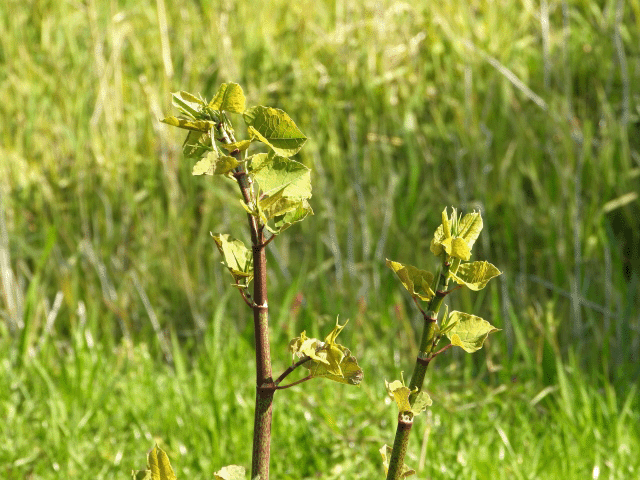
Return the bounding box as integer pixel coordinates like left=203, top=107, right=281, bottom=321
left=221, top=123, right=276, bottom=480
left=250, top=228, right=275, bottom=480
left=386, top=260, right=451, bottom=480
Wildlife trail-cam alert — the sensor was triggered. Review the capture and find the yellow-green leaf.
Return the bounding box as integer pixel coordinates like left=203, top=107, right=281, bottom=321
left=135, top=445, right=176, bottom=480
left=249, top=152, right=311, bottom=200
left=458, top=210, right=483, bottom=250
left=385, top=378, right=432, bottom=415
left=211, top=233, right=254, bottom=287
left=385, top=379, right=413, bottom=413
left=244, top=106, right=307, bottom=157
left=289, top=320, right=363, bottom=386
left=182, top=130, right=212, bottom=159
left=161, top=115, right=214, bottom=132
left=380, top=444, right=416, bottom=478
left=450, top=261, right=502, bottom=290
left=385, top=259, right=434, bottom=302
left=220, top=139, right=253, bottom=153
left=271, top=199, right=313, bottom=234
left=171, top=91, right=204, bottom=118
left=445, top=311, right=500, bottom=353
left=214, top=465, right=246, bottom=480
left=431, top=207, right=483, bottom=260
left=192, top=153, right=239, bottom=176
left=208, top=83, right=246, bottom=113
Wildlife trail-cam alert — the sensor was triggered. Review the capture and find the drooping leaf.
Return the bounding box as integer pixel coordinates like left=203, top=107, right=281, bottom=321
left=445, top=311, right=500, bottom=353
left=289, top=320, right=363, bottom=386
left=192, top=152, right=239, bottom=176
left=208, top=83, right=246, bottom=113
left=220, top=139, right=253, bottom=153
left=243, top=106, right=307, bottom=157
left=214, top=464, right=246, bottom=480
left=182, top=130, right=213, bottom=159
left=249, top=152, right=311, bottom=200
left=211, top=234, right=254, bottom=287
left=385, top=377, right=432, bottom=415
left=450, top=261, right=502, bottom=291
left=379, top=444, right=416, bottom=478
left=132, top=445, right=176, bottom=480
left=271, top=199, right=313, bottom=234
left=171, top=91, right=204, bottom=118
left=385, top=259, right=435, bottom=302
left=160, top=116, right=215, bottom=132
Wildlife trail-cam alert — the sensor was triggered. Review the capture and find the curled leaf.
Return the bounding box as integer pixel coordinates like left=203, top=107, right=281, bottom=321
left=289, top=320, right=363, bottom=385
left=385, top=376, right=432, bottom=415
left=208, top=83, right=246, bottom=113
left=211, top=234, right=254, bottom=288
left=385, top=259, right=434, bottom=302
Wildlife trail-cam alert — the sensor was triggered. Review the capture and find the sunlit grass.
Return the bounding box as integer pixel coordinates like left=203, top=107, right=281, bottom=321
left=1, top=0, right=639, bottom=478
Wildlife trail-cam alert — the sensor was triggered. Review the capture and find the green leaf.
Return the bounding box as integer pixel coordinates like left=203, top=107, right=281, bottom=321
left=385, top=259, right=435, bottom=302
left=445, top=311, right=500, bottom=353
left=289, top=320, right=363, bottom=386
left=450, top=261, right=502, bottom=290
left=160, top=116, right=215, bottom=132
left=208, top=83, right=246, bottom=113
left=132, top=445, right=176, bottom=480
left=271, top=199, right=313, bottom=234
left=182, top=130, right=213, bottom=159
left=243, top=106, right=307, bottom=157
left=192, top=152, right=239, bottom=176
left=214, top=465, right=246, bottom=480
left=171, top=91, right=205, bottom=118
left=385, top=379, right=413, bottom=413
left=132, top=471, right=152, bottom=480
left=385, top=376, right=432, bottom=415
left=211, top=234, right=254, bottom=287
left=380, top=445, right=416, bottom=478
left=249, top=152, right=311, bottom=200
left=220, top=139, right=253, bottom=153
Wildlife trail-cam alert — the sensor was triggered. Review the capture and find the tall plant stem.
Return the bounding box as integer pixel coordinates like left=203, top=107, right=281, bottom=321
left=251, top=227, right=275, bottom=480
left=224, top=129, right=275, bottom=479
left=386, top=260, right=451, bottom=480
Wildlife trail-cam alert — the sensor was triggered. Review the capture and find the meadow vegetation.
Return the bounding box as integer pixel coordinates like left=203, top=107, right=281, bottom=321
left=1, top=0, right=639, bottom=478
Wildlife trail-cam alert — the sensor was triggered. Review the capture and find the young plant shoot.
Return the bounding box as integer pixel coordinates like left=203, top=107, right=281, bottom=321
left=135, top=83, right=363, bottom=480
left=382, top=207, right=502, bottom=479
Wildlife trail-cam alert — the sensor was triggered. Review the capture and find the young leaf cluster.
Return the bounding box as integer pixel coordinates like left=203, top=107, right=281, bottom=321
left=383, top=207, right=502, bottom=478
left=288, top=320, right=364, bottom=386
left=161, top=83, right=312, bottom=290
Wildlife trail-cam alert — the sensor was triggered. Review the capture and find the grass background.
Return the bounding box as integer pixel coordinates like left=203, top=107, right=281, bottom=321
left=1, top=0, right=639, bottom=478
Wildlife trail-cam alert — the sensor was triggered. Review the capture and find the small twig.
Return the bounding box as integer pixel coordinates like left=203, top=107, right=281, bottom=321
left=274, top=356, right=312, bottom=386
left=275, top=375, right=313, bottom=390
left=429, top=343, right=454, bottom=360
left=412, top=297, right=426, bottom=316
left=239, top=288, right=255, bottom=308
left=260, top=233, right=277, bottom=248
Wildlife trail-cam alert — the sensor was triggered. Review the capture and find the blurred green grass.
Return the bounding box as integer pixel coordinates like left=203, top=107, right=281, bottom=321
left=1, top=0, right=639, bottom=478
